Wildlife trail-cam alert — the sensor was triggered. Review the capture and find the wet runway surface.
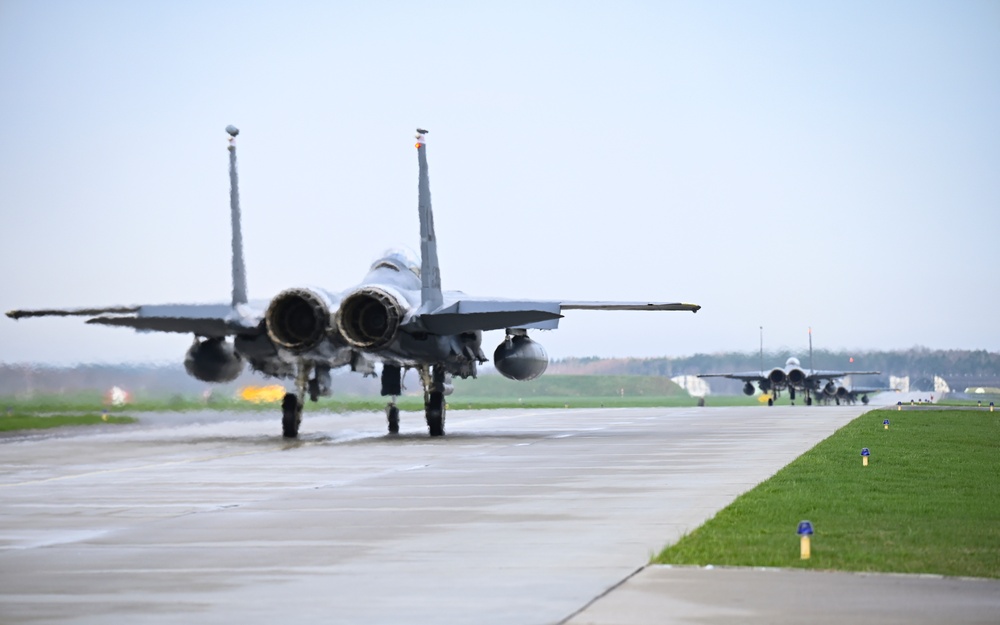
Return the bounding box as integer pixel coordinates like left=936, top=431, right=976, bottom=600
left=1, top=405, right=876, bottom=623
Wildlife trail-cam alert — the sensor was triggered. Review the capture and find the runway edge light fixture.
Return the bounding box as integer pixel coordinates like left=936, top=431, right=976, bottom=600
left=797, top=520, right=814, bottom=560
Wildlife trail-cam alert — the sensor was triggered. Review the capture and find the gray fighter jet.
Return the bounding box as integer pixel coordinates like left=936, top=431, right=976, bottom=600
left=817, top=382, right=894, bottom=405
left=8, top=128, right=700, bottom=438
left=698, top=329, right=878, bottom=406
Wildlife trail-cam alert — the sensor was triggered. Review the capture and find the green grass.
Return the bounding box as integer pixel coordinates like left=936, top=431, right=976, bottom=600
left=2, top=376, right=759, bottom=416
left=654, top=409, right=1000, bottom=578
left=0, top=413, right=137, bottom=431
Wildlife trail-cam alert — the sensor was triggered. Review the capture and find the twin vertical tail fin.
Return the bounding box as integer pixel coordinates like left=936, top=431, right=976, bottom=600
left=808, top=327, right=814, bottom=372
left=416, top=129, right=443, bottom=312
left=227, top=125, right=248, bottom=307
left=226, top=127, right=440, bottom=314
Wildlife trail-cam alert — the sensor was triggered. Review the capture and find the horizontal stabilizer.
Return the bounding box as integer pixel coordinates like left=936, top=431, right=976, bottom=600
left=88, top=316, right=236, bottom=336
left=413, top=299, right=562, bottom=334
left=418, top=311, right=563, bottom=334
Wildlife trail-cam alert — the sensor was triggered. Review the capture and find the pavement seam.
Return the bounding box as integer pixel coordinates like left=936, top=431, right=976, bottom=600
left=557, top=564, right=647, bottom=625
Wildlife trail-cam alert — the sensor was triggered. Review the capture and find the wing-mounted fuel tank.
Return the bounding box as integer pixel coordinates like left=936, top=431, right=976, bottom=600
left=743, top=381, right=755, bottom=396
left=822, top=381, right=838, bottom=396
left=184, top=337, right=243, bottom=382
left=494, top=333, right=548, bottom=381
left=336, top=287, right=406, bottom=350
left=265, top=288, right=333, bottom=353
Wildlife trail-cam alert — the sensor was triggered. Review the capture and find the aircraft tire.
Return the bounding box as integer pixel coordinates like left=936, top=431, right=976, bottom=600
left=282, top=392, right=300, bottom=438
left=806, top=397, right=812, bottom=406
left=425, top=391, right=445, bottom=436
left=767, top=398, right=774, bottom=406
left=387, top=405, right=400, bottom=434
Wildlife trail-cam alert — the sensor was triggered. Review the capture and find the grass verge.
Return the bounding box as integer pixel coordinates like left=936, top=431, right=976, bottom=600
left=0, top=391, right=753, bottom=414
left=0, top=413, right=137, bottom=432
left=654, top=408, right=1000, bottom=578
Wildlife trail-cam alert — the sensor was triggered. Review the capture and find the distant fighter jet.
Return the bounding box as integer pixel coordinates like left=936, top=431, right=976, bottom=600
left=817, top=382, right=894, bottom=405
left=698, top=329, right=878, bottom=406
left=8, top=128, right=700, bottom=438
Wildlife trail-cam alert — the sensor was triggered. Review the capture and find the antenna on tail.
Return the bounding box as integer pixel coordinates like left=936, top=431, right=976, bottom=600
left=227, top=125, right=248, bottom=307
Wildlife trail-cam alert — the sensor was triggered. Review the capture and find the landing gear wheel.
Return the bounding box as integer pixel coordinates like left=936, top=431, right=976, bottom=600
left=308, top=378, right=320, bottom=403
left=425, top=391, right=445, bottom=437
left=806, top=397, right=812, bottom=406
left=386, top=404, right=400, bottom=434
left=282, top=392, right=301, bottom=438
left=767, top=398, right=774, bottom=406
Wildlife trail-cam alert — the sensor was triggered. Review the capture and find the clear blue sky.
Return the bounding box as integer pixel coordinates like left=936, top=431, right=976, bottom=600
left=1, top=1, right=998, bottom=365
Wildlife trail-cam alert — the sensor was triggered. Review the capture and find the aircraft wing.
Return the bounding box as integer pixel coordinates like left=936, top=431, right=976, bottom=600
left=560, top=302, right=701, bottom=312
left=806, top=369, right=880, bottom=382
left=697, top=371, right=766, bottom=382
left=414, top=298, right=700, bottom=334
left=7, top=303, right=264, bottom=338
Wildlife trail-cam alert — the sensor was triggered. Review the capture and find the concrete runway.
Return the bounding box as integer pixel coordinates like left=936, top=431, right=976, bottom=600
left=1, top=405, right=995, bottom=624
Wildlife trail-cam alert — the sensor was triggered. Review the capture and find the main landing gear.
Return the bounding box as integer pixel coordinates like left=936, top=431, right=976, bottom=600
left=281, top=361, right=313, bottom=439
left=282, top=392, right=302, bottom=438
left=380, top=364, right=448, bottom=436
left=423, top=366, right=446, bottom=437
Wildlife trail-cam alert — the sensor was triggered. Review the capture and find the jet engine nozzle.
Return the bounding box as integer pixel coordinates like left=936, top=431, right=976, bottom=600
left=266, top=288, right=331, bottom=352
left=836, top=386, right=850, bottom=400
left=767, top=368, right=787, bottom=386
left=336, top=287, right=405, bottom=350
left=184, top=337, right=243, bottom=382
left=823, top=381, right=837, bottom=396
left=786, top=368, right=806, bottom=387
left=494, top=335, right=548, bottom=381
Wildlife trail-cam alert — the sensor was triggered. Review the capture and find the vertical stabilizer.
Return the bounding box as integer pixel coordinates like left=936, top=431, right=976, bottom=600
left=759, top=326, right=764, bottom=373
left=416, top=129, right=443, bottom=311
left=227, top=125, right=248, bottom=307
left=808, top=327, right=814, bottom=372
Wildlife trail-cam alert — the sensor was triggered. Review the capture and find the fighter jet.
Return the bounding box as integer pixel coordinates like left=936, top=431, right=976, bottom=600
left=817, top=382, right=894, bottom=405
left=698, top=329, right=878, bottom=406
left=8, top=127, right=700, bottom=438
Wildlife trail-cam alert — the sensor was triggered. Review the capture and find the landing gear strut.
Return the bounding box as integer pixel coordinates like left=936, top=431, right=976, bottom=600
left=386, top=401, right=400, bottom=434
left=381, top=364, right=403, bottom=435
left=282, top=361, right=312, bottom=439
left=422, top=366, right=446, bottom=437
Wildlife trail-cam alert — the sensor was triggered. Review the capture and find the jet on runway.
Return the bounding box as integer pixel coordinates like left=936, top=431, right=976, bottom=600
left=8, top=128, right=700, bottom=438
left=698, top=330, right=879, bottom=406
left=818, top=383, right=895, bottom=405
